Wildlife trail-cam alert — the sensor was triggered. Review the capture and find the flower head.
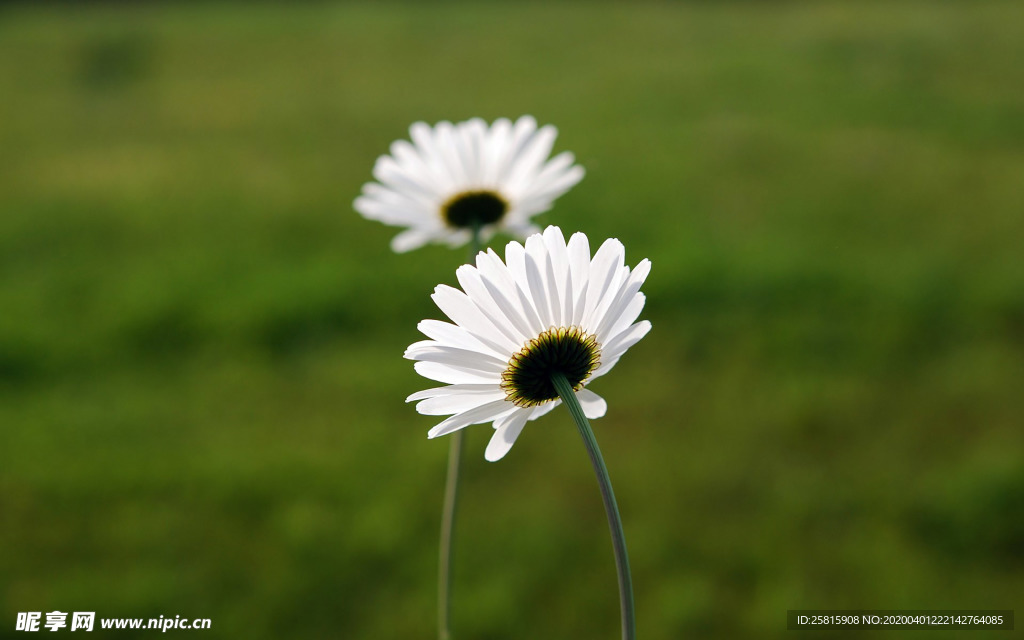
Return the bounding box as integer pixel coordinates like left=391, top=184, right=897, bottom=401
left=406, top=226, right=651, bottom=461
left=355, top=116, right=585, bottom=253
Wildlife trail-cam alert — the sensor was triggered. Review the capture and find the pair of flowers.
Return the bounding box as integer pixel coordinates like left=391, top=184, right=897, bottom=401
left=355, top=116, right=652, bottom=460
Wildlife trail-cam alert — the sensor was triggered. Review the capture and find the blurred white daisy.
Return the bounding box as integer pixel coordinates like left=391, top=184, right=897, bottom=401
left=354, top=116, right=585, bottom=253
left=405, top=226, right=651, bottom=461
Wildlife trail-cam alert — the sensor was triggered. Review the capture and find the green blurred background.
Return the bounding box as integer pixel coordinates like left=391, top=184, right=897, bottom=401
left=1, top=2, right=1022, bottom=638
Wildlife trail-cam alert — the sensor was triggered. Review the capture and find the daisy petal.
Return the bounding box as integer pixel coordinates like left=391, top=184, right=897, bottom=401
left=414, top=361, right=497, bottom=385
left=589, top=265, right=629, bottom=337
left=456, top=264, right=528, bottom=344
left=498, top=115, right=539, bottom=183
left=524, top=233, right=554, bottom=325
left=404, top=344, right=507, bottom=374
left=603, top=320, right=652, bottom=361
left=389, top=140, right=448, bottom=196
left=527, top=399, right=560, bottom=420
left=576, top=388, right=608, bottom=419
left=359, top=182, right=438, bottom=214
left=390, top=228, right=433, bottom=253
left=406, top=383, right=499, bottom=402
left=516, top=163, right=586, bottom=213
left=566, top=231, right=591, bottom=324
left=480, top=117, right=512, bottom=185
left=373, top=156, right=438, bottom=203
left=583, top=237, right=625, bottom=329
left=416, top=388, right=508, bottom=415
left=428, top=400, right=518, bottom=438
left=416, top=319, right=504, bottom=358
left=504, top=240, right=545, bottom=333
left=475, top=249, right=536, bottom=340
left=484, top=410, right=530, bottom=461
left=505, top=124, right=557, bottom=195
left=536, top=155, right=585, bottom=195
left=595, top=258, right=652, bottom=342
left=590, top=355, right=620, bottom=380
left=542, top=226, right=573, bottom=326
left=603, top=293, right=647, bottom=346
left=432, top=285, right=520, bottom=354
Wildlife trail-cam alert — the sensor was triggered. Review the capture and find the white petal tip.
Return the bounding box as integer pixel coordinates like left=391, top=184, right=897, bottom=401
left=577, top=388, right=608, bottom=420
left=390, top=230, right=428, bottom=253
left=542, top=225, right=564, bottom=240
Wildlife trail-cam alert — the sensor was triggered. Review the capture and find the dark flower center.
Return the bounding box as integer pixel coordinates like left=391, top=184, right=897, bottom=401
left=442, top=190, right=508, bottom=229
left=501, top=326, right=601, bottom=408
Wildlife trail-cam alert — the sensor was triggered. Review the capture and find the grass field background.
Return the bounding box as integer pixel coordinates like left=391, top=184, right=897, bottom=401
left=1, top=2, right=1022, bottom=638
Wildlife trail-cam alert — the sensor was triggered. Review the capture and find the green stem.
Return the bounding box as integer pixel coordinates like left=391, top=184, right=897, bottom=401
left=552, top=373, right=636, bottom=640
left=438, top=222, right=483, bottom=640
left=437, top=430, right=462, bottom=640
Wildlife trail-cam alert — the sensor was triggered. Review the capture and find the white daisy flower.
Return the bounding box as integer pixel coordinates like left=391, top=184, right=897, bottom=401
left=405, top=226, right=651, bottom=461
left=354, top=116, right=585, bottom=253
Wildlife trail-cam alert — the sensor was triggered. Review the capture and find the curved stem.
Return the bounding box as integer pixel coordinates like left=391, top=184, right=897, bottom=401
left=438, top=222, right=483, bottom=640
left=552, top=373, right=636, bottom=640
